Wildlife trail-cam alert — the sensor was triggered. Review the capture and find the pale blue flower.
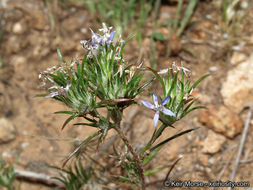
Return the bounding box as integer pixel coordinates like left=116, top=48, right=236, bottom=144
left=141, top=94, right=175, bottom=127
left=91, top=29, right=117, bottom=46
left=105, top=30, right=115, bottom=45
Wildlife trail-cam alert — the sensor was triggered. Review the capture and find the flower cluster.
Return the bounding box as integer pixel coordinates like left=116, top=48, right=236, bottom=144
left=80, top=23, right=122, bottom=58
left=39, top=63, right=72, bottom=98
left=45, top=83, right=71, bottom=98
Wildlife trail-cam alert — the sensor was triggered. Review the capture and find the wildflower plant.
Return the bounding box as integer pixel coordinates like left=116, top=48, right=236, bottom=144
left=39, top=23, right=208, bottom=189
left=0, top=157, right=15, bottom=190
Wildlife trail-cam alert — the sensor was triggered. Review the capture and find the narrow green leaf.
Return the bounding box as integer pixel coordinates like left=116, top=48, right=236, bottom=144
left=61, top=114, right=78, bottom=130
left=34, top=94, right=47, bottom=98
left=142, top=147, right=161, bottom=166
left=185, top=106, right=206, bottom=116
left=73, top=123, right=97, bottom=127
left=174, top=0, right=183, bottom=30
left=146, top=67, right=166, bottom=94
left=189, top=74, right=210, bottom=93
left=136, top=77, right=154, bottom=95
left=57, top=48, right=63, bottom=62
left=177, top=0, right=198, bottom=36
left=162, top=19, right=176, bottom=26
left=153, top=123, right=167, bottom=142
left=163, top=156, right=183, bottom=183
left=152, top=32, right=165, bottom=41
left=140, top=128, right=157, bottom=156
left=119, top=176, right=132, bottom=182
left=62, top=131, right=100, bottom=167
left=150, top=128, right=198, bottom=151
left=183, top=99, right=196, bottom=112
left=55, top=111, right=75, bottom=115
left=144, top=165, right=168, bottom=176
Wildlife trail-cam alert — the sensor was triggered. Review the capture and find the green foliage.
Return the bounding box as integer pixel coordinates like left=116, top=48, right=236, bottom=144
left=139, top=66, right=208, bottom=160
left=119, top=159, right=140, bottom=185
left=82, top=44, right=144, bottom=101
left=147, top=66, right=208, bottom=124
left=0, top=158, right=15, bottom=190
left=85, top=0, right=153, bottom=41
left=39, top=38, right=147, bottom=130
left=149, top=0, right=198, bottom=61
left=45, top=0, right=55, bottom=29
left=50, top=160, right=100, bottom=190
left=163, top=0, right=198, bottom=37
left=220, top=0, right=248, bottom=34
left=151, top=32, right=165, bottom=41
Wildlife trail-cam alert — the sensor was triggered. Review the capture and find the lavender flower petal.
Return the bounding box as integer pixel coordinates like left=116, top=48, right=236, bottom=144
left=46, top=92, right=59, bottom=98
left=161, top=96, right=170, bottom=106
left=154, top=111, right=160, bottom=127
left=65, top=83, right=71, bottom=91
left=161, top=108, right=175, bottom=117
left=90, top=29, right=102, bottom=44
left=141, top=100, right=154, bottom=109
left=153, top=94, right=158, bottom=107
left=109, top=31, right=115, bottom=41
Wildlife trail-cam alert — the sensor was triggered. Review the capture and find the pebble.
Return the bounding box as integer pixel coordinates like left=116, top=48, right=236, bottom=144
left=21, top=142, right=29, bottom=149
left=0, top=118, right=16, bottom=144
left=2, top=151, right=12, bottom=158
left=221, top=56, right=253, bottom=113
left=199, top=105, right=243, bottom=138
left=201, top=130, right=226, bottom=154
left=209, top=66, right=217, bottom=72
left=230, top=52, right=247, bottom=65
left=12, top=22, right=24, bottom=34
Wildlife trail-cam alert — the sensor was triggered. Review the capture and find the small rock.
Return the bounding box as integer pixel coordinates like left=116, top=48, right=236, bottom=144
left=21, top=142, right=29, bottom=149
left=209, top=66, right=217, bottom=72
left=241, top=1, right=248, bottom=9
left=191, top=91, right=212, bottom=104
left=199, top=154, right=209, bottom=166
left=80, top=27, right=88, bottom=34
left=230, top=52, right=247, bottom=65
left=0, top=118, right=16, bottom=144
left=2, top=151, right=12, bottom=158
left=160, top=5, right=175, bottom=21
left=60, top=38, right=77, bottom=52
left=1, top=0, right=8, bottom=8
left=27, top=10, right=47, bottom=30
left=199, top=105, right=243, bottom=138
left=221, top=57, right=253, bottom=113
left=6, top=36, right=28, bottom=53
left=12, top=22, right=25, bottom=34
left=209, top=157, right=215, bottom=164
left=201, top=130, right=226, bottom=154
left=250, top=34, right=253, bottom=44
left=232, top=42, right=246, bottom=51
left=12, top=56, right=26, bottom=71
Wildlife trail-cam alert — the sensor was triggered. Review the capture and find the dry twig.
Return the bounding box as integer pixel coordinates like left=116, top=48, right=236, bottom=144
left=228, top=106, right=253, bottom=190
left=15, top=169, right=64, bottom=188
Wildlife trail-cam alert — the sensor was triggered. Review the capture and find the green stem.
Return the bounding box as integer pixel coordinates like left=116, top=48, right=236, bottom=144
left=140, top=123, right=166, bottom=158
left=152, top=123, right=167, bottom=142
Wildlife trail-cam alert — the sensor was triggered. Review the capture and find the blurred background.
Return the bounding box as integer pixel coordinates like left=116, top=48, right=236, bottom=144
left=0, top=0, right=253, bottom=189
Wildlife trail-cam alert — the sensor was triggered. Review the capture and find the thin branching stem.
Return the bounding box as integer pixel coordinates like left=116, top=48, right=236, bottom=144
left=114, top=124, right=145, bottom=190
